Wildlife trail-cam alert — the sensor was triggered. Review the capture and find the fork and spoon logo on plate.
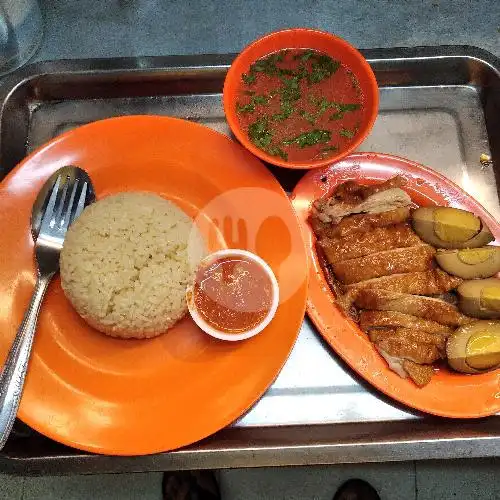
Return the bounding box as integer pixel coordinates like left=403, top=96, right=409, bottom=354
left=188, top=186, right=307, bottom=305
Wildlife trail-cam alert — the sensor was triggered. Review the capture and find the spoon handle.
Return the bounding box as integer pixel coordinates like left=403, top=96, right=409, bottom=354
left=0, top=273, right=52, bottom=449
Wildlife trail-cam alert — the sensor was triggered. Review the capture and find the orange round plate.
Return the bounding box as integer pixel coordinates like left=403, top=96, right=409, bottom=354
left=291, top=152, right=500, bottom=418
left=0, top=116, right=308, bottom=455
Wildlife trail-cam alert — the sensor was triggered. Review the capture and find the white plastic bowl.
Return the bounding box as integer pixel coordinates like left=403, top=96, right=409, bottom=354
left=187, top=249, right=279, bottom=341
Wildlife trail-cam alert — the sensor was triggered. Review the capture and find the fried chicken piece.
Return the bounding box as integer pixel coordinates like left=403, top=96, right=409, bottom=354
left=320, top=224, right=422, bottom=265
left=315, top=242, right=358, bottom=320
left=367, top=327, right=446, bottom=353
left=327, top=207, right=410, bottom=239
left=331, top=179, right=373, bottom=204
left=312, top=176, right=409, bottom=224
left=332, top=176, right=407, bottom=204
left=345, top=269, right=463, bottom=303
left=314, top=188, right=411, bottom=224
left=376, top=337, right=441, bottom=364
left=402, top=360, right=434, bottom=387
left=376, top=349, right=435, bottom=386
left=359, top=310, right=453, bottom=336
left=353, top=188, right=411, bottom=215
left=355, top=289, right=472, bottom=326
left=376, top=348, right=407, bottom=378
left=332, top=245, right=435, bottom=284
left=309, top=215, right=334, bottom=240
left=309, top=207, right=410, bottom=240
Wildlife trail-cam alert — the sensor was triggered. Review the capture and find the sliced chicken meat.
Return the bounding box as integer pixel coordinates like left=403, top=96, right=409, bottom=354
left=402, top=360, right=435, bottom=387
left=308, top=176, right=472, bottom=388
left=314, top=188, right=411, bottom=224
left=320, top=223, right=423, bottom=265
left=344, top=269, right=463, bottom=304
left=309, top=207, right=410, bottom=240
left=359, top=310, right=453, bottom=336
left=312, top=176, right=409, bottom=224
left=374, top=336, right=442, bottom=364
left=333, top=176, right=407, bottom=203
left=315, top=242, right=358, bottom=320
left=367, top=327, right=446, bottom=353
left=332, top=244, right=436, bottom=285
left=354, top=289, right=472, bottom=326
left=332, top=207, right=411, bottom=238
left=376, top=351, right=436, bottom=386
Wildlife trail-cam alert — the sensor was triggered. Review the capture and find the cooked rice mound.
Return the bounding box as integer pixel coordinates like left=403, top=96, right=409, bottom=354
left=60, top=192, right=205, bottom=339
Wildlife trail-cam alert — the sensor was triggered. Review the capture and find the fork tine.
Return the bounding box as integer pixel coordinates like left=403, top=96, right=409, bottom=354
left=59, top=178, right=79, bottom=231
left=38, top=175, right=62, bottom=232
left=73, top=182, right=88, bottom=223
left=53, top=176, right=69, bottom=228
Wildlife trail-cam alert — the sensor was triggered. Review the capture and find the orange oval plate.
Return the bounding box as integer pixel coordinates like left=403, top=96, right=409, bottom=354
left=291, top=152, right=500, bottom=418
left=0, top=116, right=308, bottom=455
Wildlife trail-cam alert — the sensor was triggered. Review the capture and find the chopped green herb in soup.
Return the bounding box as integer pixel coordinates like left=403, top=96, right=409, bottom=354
left=236, top=48, right=365, bottom=162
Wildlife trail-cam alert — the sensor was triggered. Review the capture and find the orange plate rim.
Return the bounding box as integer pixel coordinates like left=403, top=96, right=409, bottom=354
left=0, top=115, right=309, bottom=454
left=223, top=27, right=379, bottom=170
left=292, top=151, right=500, bottom=419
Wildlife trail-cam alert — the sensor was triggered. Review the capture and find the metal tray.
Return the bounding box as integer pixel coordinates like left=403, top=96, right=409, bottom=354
left=1, top=46, right=499, bottom=474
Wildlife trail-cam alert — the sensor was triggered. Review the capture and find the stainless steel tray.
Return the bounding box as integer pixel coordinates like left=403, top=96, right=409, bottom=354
left=1, top=46, right=499, bottom=474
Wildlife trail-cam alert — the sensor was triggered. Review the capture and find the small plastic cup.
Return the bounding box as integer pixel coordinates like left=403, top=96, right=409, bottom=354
left=187, top=249, right=279, bottom=341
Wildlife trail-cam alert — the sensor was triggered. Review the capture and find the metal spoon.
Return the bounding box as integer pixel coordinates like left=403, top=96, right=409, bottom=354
left=0, top=166, right=95, bottom=449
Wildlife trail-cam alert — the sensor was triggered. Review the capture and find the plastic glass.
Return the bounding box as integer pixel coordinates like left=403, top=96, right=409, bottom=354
left=0, top=0, right=43, bottom=76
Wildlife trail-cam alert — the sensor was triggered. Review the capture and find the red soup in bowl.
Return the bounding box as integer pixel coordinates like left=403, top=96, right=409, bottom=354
left=223, top=29, right=379, bottom=169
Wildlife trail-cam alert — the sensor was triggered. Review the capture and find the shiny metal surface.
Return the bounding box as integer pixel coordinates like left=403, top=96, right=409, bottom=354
left=0, top=46, right=499, bottom=473
left=31, top=166, right=95, bottom=240
left=0, top=167, right=93, bottom=450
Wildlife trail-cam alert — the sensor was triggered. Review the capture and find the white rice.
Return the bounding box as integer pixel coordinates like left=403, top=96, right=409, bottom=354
left=60, top=192, right=205, bottom=339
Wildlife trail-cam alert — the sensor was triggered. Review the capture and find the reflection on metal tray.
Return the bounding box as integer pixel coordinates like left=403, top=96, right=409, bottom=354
left=0, top=46, right=499, bottom=474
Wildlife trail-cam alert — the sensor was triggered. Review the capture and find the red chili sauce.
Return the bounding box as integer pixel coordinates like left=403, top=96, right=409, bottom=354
left=193, top=256, right=274, bottom=334
left=236, top=48, right=364, bottom=162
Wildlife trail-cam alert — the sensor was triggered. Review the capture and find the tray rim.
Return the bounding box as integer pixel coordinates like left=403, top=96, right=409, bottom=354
left=0, top=44, right=499, bottom=472
left=0, top=44, right=499, bottom=95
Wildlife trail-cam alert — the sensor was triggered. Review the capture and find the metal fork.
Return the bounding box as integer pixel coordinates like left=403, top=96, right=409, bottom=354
left=0, top=169, right=92, bottom=449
